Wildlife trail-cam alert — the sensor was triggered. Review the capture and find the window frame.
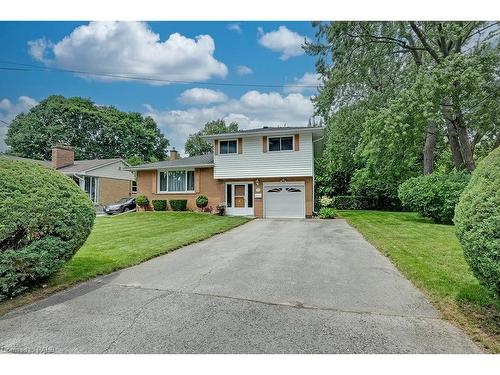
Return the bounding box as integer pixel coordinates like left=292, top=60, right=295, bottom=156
left=219, top=139, right=238, bottom=155
left=157, top=169, right=195, bottom=194
left=267, top=135, right=294, bottom=152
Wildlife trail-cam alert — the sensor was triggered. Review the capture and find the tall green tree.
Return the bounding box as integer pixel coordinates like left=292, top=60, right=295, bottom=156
left=5, top=95, right=169, bottom=161
left=306, top=21, right=499, bottom=203
left=184, top=119, right=238, bottom=156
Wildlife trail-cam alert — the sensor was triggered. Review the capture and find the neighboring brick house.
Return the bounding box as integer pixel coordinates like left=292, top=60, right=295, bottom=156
left=3, top=145, right=136, bottom=207
left=129, top=126, right=324, bottom=218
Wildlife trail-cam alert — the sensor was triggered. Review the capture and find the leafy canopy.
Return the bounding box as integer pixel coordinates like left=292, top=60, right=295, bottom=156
left=184, top=120, right=238, bottom=157
left=5, top=95, right=170, bottom=161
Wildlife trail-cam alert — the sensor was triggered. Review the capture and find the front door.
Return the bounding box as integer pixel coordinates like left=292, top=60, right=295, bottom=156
left=225, top=182, right=254, bottom=216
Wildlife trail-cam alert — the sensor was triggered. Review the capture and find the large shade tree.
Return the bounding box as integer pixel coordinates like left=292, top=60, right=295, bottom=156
left=306, top=21, right=500, bottom=202
left=5, top=95, right=170, bottom=161
left=184, top=119, right=238, bottom=156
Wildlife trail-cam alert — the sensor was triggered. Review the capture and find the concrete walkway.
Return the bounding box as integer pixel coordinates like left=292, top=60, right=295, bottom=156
left=0, top=219, right=480, bottom=353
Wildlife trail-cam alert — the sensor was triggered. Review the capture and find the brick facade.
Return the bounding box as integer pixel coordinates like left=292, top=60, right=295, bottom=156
left=136, top=167, right=313, bottom=217
left=98, top=177, right=132, bottom=206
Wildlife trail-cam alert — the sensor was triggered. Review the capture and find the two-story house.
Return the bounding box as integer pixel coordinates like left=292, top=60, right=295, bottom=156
left=129, top=126, right=324, bottom=218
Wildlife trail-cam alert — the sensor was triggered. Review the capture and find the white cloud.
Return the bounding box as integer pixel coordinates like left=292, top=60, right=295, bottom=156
left=178, top=88, right=228, bottom=105
left=144, top=90, right=314, bottom=154
left=284, top=72, right=321, bottom=93
left=0, top=96, right=38, bottom=152
left=227, top=23, right=242, bottom=33
left=236, top=65, right=253, bottom=75
left=27, top=38, right=53, bottom=62
left=28, top=21, right=228, bottom=85
left=258, top=26, right=309, bottom=60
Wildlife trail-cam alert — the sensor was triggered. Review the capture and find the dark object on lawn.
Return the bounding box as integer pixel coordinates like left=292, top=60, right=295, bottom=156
left=104, top=197, right=136, bottom=215
left=398, top=172, right=470, bottom=224
left=0, top=157, right=95, bottom=300
left=455, top=147, right=500, bottom=298
left=216, top=203, right=226, bottom=216
left=152, top=199, right=167, bottom=211
left=196, top=195, right=209, bottom=210
left=169, top=199, right=187, bottom=211
left=136, top=195, right=150, bottom=209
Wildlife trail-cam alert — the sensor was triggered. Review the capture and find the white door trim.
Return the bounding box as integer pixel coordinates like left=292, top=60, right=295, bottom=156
left=225, top=181, right=255, bottom=216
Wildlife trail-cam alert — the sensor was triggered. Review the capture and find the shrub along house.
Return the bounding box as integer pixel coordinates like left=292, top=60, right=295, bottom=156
left=129, top=126, right=324, bottom=218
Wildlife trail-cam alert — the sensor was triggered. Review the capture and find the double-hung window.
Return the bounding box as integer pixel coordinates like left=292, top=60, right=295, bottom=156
left=268, top=136, right=293, bottom=152
left=219, top=140, right=237, bottom=154
left=158, top=170, right=195, bottom=193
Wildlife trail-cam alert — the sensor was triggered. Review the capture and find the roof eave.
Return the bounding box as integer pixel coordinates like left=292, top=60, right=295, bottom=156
left=125, top=163, right=214, bottom=171
left=202, top=127, right=325, bottom=141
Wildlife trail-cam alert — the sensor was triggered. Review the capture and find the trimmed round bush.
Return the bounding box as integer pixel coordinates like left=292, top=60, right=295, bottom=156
left=398, top=172, right=470, bottom=224
left=0, top=158, right=95, bottom=300
left=196, top=195, right=209, bottom=210
left=169, top=199, right=187, bottom=211
left=152, top=199, right=167, bottom=211
left=136, top=195, right=149, bottom=208
left=454, top=147, right=500, bottom=298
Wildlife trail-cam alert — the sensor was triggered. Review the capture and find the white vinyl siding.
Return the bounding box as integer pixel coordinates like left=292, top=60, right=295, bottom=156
left=214, top=133, right=313, bottom=179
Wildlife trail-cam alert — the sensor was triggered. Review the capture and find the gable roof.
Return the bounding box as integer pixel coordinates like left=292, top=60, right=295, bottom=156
left=202, top=126, right=324, bottom=140
left=57, top=158, right=124, bottom=174
left=126, top=153, right=214, bottom=171
left=1, top=155, right=127, bottom=175
left=0, top=155, right=52, bottom=167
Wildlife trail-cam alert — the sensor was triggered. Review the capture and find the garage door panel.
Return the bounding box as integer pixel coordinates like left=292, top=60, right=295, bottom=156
left=264, top=184, right=305, bottom=218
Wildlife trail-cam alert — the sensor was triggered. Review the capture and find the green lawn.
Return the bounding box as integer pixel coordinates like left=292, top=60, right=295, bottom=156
left=339, top=210, right=500, bottom=353
left=0, top=212, right=249, bottom=315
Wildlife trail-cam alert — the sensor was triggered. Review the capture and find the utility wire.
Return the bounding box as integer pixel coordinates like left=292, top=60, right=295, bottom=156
left=0, top=60, right=320, bottom=89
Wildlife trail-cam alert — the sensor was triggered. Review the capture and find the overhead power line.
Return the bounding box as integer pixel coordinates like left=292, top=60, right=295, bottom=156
left=0, top=60, right=320, bottom=89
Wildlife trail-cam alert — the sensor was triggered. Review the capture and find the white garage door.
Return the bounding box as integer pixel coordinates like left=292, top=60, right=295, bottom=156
left=264, top=183, right=305, bottom=218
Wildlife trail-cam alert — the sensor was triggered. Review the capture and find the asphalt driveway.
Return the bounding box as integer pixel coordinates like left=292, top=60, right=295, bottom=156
left=0, top=219, right=479, bottom=353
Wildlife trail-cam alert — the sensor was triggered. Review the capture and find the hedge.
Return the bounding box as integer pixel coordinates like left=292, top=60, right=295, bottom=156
left=330, top=196, right=372, bottom=210
left=398, top=172, right=470, bottom=224
left=169, top=199, right=187, bottom=211
left=0, top=157, right=95, bottom=300
left=152, top=199, right=167, bottom=211
left=454, top=147, right=500, bottom=298
left=136, top=195, right=149, bottom=208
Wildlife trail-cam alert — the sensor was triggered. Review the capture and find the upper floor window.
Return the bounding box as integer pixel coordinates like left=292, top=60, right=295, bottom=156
left=220, top=140, right=237, bottom=154
left=158, top=170, right=195, bottom=193
left=268, top=136, right=293, bottom=152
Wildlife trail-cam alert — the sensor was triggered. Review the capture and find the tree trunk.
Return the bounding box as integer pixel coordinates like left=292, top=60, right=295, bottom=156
left=455, top=114, right=476, bottom=171
left=446, top=121, right=465, bottom=169
left=442, top=98, right=466, bottom=170
left=423, top=122, right=437, bottom=174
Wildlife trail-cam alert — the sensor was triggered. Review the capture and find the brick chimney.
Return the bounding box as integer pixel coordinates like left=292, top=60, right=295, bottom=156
left=52, top=145, right=75, bottom=169
left=169, top=148, right=178, bottom=160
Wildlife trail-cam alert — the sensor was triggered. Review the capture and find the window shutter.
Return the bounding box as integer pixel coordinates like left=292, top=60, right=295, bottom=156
left=262, top=136, right=267, bottom=153
left=214, top=139, right=218, bottom=155
left=294, top=134, right=300, bottom=151
left=238, top=138, right=243, bottom=154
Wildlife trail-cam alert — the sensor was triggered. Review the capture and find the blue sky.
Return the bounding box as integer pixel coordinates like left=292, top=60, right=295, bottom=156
left=0, top=21, right=320, bottom=153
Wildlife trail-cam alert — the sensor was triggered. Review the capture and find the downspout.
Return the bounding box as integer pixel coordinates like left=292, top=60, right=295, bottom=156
left=312, top=136, right=325, bottom=216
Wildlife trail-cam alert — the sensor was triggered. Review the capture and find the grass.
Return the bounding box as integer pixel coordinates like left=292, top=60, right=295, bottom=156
left=0, top=211, right=250, bottom=315
left=338, top=210, right=500, bottom=353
